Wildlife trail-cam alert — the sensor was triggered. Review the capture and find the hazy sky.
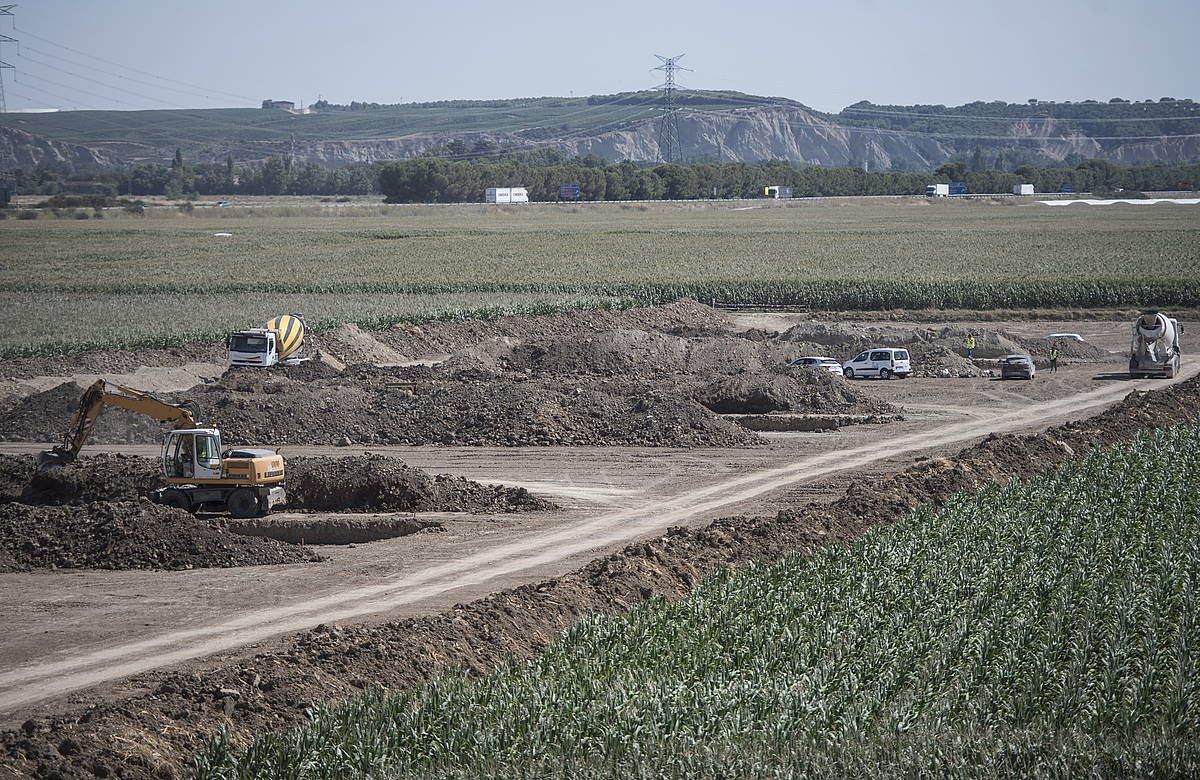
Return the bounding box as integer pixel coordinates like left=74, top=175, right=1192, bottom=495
left=4, top=0, right=1197, bottom=113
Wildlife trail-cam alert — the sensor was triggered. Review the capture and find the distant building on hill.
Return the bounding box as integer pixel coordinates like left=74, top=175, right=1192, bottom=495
left=261, top=100, right=296, bottom=111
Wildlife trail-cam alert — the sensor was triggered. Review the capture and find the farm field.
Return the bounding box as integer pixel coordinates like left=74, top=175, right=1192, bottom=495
left=1, top=197, right=1198, bottom=355
left=1, top=195, right=1198, bottom=778
left=197, top=422, right=1200, bottom=778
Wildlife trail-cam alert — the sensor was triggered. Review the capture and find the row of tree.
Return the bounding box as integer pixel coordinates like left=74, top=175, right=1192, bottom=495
left=378, top=157, right=1200, bottom=203
left=10, top=153, right=1198, bottom=202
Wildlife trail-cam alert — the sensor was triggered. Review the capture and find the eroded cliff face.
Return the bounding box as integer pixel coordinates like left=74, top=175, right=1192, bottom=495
left=7, top=103, right=1199, bottom=171
left=0, top=126, right=113, bottom=170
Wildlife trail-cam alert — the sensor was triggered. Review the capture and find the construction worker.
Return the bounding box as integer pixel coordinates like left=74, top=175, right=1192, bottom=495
left=1049, top=345, right=1059, bottom=373
left=965, top=334, right=976, bottom=359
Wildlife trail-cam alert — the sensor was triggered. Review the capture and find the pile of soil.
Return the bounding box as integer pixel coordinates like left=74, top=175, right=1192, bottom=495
left=17, top=453, right=159, bottom=505
left=0, top=381, right=166, bottom=444
left=287, top=455, right=554, bottom=513
left=0, top=364, right=763, bottom=448
left=694, top=367, right=898, bottom=415
left=187, top=366, right=761, bottom=448
left=6, top=376, right=1197, bottom=779
left=0, top=454, right=31, bottom=503
left=502, top=329, right=795, bottom=378
left=0, top=453, right=554, bottom=515
left=775, top=321, right=1113, bottom=370
left=0, top=500, right=322, bottom=572
left=373, top=299, right=734, bottom=360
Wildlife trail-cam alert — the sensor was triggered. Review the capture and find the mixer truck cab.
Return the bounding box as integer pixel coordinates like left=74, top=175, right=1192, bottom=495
left=228, top=314, right=307, bottom=368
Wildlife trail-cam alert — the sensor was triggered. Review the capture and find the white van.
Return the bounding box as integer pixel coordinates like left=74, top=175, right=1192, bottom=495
left=843, top=348, right=911, bottom=379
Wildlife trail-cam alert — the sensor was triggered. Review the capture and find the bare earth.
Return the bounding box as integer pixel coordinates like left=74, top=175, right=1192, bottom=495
left=0, top=312, right=1180, bottom=723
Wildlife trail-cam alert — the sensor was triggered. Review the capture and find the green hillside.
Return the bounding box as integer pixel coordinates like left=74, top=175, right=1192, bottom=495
left=0, top=90, right=788, bottom=156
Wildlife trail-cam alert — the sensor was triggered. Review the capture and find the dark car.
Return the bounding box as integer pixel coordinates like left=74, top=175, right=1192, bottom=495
left=1000, top=354, right=1036, bottom=380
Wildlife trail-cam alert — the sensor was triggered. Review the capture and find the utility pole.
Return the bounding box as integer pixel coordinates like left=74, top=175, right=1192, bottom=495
left=652, top=53, right=691, bottom=164
left=0, top=5, right=16, bottom=114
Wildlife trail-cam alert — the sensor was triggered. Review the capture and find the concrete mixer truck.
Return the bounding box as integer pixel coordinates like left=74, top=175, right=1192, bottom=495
left=1129, top=311, right=1182, bottom=378
left=227, top=313, right=307, bottom=368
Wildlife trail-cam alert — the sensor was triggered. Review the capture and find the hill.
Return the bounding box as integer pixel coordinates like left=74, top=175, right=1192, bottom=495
left=0, top=91, right=1197, bottom=171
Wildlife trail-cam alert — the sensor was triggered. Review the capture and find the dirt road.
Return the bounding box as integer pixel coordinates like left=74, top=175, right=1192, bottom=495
left=1, top=364, right=1190, bottom=718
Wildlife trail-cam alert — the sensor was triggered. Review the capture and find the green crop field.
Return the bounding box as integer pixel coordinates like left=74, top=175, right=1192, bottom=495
left=2, top=198, right=1198, bottom=356
left=197, top=422, right=1200, bottom=778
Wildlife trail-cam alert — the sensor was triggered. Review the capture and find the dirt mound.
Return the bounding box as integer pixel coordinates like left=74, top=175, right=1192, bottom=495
left=504, top=329, right=795, bottom=378
left=0, top=500, right=322, bottom=572
left=376, top=299, right=733, bottom=359
left=287, top=455, right=554, bottom=513
left=909, top=345, right=982, bottom=378
left=775, top=321, right=1113, bottom=371
left=0, top=381, right=166, bottom=444
left=316, top=323, right=410, bottom=366
left=0, top=344, right=224, bottom=382
left=0, top=454, right=30, bottom=503
left=18, top=453, right=160, bottom=505
left=4, top=379, right=1198, bottom=779
left=695, top=367, right=897, bottom=415
left=1, top=453, right=551, bottom=514
left=186, top=366, right=761, bottom=447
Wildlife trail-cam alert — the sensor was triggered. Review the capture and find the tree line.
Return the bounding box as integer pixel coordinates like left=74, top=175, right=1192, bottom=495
left=378, top=157, right=1200, bottom=202
left=8, top=151, right=1197, bottom=203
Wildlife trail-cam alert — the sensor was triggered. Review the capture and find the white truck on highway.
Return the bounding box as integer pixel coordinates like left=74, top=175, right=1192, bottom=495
left=486, top=187, right=529, bottom=204
left=1129, top=311, right=1182, bottom=378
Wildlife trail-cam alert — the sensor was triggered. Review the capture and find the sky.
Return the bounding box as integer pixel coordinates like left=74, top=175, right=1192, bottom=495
left=2, top=0, right=1197, bottom=113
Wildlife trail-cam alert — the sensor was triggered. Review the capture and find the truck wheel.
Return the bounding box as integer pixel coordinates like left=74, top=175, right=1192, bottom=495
left=228, top=490, right=260, bottom=519
left=879, top=368, right=892, bottom=380
left=844, top=368, right=855, bottom=379
left=159, top=489, right=193, bottom=513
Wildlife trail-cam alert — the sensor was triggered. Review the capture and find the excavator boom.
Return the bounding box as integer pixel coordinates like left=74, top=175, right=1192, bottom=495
left=38, top=380, right=201, bottom=471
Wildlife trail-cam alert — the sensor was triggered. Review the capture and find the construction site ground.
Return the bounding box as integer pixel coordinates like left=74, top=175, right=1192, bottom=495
left=0, top=304, right=1193, bottom=777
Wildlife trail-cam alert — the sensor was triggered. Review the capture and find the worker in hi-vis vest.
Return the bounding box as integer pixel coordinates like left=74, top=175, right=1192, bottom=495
left=1050, top=345, right=1059, bottom=373
left=965, top=335, right=976, bottom=359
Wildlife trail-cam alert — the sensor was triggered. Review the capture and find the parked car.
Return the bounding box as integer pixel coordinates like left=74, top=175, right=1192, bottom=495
left=1000, top=354, right=1036, bottom=380
left=788, top=356, right=844, bottom=377
left=843, top=348, right=911, bottom=379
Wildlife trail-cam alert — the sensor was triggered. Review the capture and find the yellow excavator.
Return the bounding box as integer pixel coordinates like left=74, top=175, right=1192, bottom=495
left=37, top=379, right=287, bottom=518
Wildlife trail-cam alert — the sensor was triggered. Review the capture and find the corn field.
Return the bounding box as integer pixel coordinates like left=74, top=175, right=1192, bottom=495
left=1, top=200, right=1197, bottom=355
left=196, top=422, right=1200, bottom=779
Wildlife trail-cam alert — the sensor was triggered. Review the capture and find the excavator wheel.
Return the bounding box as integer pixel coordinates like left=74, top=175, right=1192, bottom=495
left=159, top=489, right=193, bottom=513
left=227, top=489, right=261, bottom=519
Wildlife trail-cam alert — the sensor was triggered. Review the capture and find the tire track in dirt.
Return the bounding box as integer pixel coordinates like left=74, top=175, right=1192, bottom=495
left=0, top=370, right=1192, bottom=714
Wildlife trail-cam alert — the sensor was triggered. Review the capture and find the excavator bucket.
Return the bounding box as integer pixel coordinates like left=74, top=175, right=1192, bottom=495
left=36, top=446, right=75, bottom=473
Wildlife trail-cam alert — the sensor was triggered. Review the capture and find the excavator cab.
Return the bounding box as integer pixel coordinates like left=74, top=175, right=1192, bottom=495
left=163, top=429, right=224, bottom=480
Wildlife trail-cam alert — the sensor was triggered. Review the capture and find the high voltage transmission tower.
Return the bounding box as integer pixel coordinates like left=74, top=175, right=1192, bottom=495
left=652, top=53, right=691, bottom=164
left=0, top=5, right=15, bottom=113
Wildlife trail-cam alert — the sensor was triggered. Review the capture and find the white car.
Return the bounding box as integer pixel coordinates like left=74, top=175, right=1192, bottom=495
left=843, top=348, right=911, bottom=379
left=789, top=356, right=844, bottom=377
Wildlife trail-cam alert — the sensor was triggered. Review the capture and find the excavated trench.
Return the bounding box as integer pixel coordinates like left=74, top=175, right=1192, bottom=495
left=224, top=516, right=442, bottom=546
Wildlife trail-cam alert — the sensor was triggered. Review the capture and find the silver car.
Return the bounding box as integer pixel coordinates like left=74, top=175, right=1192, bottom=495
left=789, top=356, right=845, bottom=377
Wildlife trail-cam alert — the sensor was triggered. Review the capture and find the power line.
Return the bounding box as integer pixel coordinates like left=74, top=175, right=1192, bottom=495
left=652, top=54, right=690, bottom=164
left=12, top=25, right=256, bottom=104
left=17, top=50, right=187, bottom=108
left=18, top=43, right=248, bottom=105
left=0, top=6, right=14, bottom=113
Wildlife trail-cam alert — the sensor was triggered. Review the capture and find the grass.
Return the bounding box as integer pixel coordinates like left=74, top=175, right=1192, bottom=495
left=195, top=421, right=1200, bottom=778
left=2, top=198, right=1197, bottom=356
